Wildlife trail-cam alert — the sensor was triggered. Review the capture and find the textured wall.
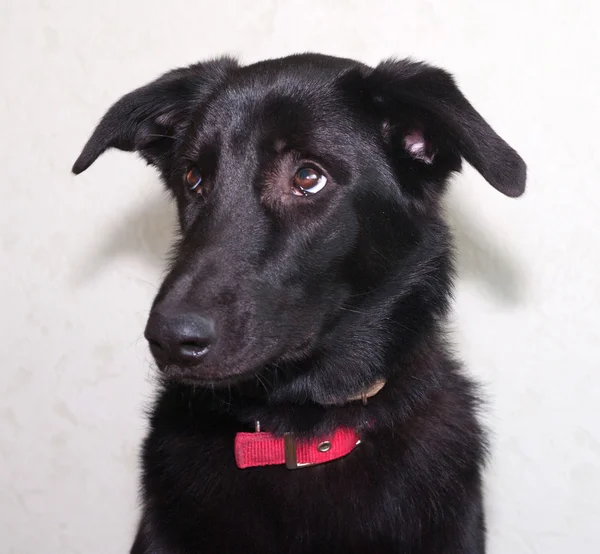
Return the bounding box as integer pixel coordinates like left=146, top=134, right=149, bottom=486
left=1, top=1, right=598, bottom=552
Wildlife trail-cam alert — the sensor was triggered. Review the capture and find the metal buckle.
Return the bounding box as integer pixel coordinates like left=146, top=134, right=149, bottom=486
left=283, top=433, right=315, bottom=469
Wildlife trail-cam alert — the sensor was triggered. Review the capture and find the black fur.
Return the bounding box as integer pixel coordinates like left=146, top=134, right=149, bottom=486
left=73, top=54, right=526, bottom=553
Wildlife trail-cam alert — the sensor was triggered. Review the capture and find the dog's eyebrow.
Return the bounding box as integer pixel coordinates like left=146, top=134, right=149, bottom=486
left=273, top=139, right=287, bottom=154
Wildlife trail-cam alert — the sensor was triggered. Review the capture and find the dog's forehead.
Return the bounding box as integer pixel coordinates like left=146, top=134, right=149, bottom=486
left=209, top=58, right=357, bottom=120
left=194, top=61, right=364, bottom=154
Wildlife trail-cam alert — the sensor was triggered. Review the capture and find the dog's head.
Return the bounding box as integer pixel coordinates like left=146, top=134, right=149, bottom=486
left=74, top=54, right=525, bottom=403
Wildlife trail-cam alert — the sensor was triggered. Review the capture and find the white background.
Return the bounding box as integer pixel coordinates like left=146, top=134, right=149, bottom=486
left=1, top=1, right=598, bottom=553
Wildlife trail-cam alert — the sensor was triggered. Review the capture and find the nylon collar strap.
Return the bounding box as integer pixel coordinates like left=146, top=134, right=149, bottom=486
left=234, top=379, right=386, bottom=470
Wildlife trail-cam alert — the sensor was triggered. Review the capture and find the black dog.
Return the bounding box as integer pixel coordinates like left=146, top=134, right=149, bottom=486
left=73, top=54, right=526, bottom=553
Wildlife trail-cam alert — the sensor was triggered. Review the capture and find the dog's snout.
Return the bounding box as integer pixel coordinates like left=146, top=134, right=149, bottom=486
left=145, top=311, right=215, bottom=366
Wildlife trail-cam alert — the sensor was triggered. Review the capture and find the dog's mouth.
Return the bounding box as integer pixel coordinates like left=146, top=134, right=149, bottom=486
left=157, top=361, right=268, bottom=388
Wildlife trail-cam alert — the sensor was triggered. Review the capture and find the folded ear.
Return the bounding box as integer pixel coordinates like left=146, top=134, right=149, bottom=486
left=72, top=57, right=238, bottom=175
left=368, top=59, right=526, bottom=197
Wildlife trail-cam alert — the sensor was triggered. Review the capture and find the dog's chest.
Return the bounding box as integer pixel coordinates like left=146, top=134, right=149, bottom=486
left=141, top=421, right=415, bottom=553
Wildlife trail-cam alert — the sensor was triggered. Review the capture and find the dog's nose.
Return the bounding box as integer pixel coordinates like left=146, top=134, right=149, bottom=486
left=144, top=311, right=215, bottom=365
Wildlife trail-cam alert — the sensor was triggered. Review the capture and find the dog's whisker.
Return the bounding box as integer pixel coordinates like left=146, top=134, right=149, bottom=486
left=134, top=279, right=160, bottom=291
left=338, top=306, right=367, bottom=315
left=256, top=374, right=270, bottom=395
left=144, top=133, right=180, bottom=140
left=371, top=247, right=391, bottom=262
left=129, top=332, right=147, bottom=348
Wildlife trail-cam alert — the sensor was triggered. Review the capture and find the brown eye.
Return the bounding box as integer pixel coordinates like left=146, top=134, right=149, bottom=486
left=292, top=167, right=328, bottom=196
left=186, top=167, right=203, bottom=192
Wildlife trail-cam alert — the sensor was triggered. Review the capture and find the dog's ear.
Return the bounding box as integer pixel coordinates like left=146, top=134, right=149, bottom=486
left=72, top=57, right=238, bottom=175
left=367, top=59, right=526, bottom=197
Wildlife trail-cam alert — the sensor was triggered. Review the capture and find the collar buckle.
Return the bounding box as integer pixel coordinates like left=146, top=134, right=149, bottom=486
left=283, top=433, right=316, bottom=469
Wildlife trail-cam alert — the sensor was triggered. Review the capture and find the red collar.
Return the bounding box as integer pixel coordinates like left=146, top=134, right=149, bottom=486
left=234, top=379, right=386, bottom=470
left=235, top=427, right=361, bottom=469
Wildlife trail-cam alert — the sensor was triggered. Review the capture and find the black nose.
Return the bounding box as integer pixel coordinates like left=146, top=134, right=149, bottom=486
left=144, top=311, right=215, bottom=365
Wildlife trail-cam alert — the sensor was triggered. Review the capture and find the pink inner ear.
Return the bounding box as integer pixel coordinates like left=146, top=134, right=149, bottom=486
left=404, top=130, right=435, bottom=164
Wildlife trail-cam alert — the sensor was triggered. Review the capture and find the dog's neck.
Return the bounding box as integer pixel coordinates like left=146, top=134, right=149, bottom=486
left=238, top=378, right=388, bottom=469
left=322, top=378, right=387, bottom=406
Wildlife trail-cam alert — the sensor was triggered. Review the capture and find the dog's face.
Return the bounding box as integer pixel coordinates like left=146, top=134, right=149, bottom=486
left=74, top=54, right=525, bottom=401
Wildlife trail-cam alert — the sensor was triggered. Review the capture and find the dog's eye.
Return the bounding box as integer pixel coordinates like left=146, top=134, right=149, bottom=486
left=186, top=167, right=203, bottom=192
left=292, top=167, right=327, bottom=196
